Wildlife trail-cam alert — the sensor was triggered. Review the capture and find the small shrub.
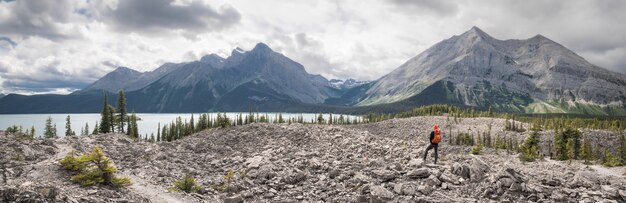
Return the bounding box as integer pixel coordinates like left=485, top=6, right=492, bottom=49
left=5, top=125, right=20, bottom=134
left=520, top=145, right=541, bottom=162
left=59, top=146, right=131, bottom=187
left=471, top=144, right=483, bottom=155
left=169, top=175, right=202, bottom=193
left=211, top=169, right=238, bottom=193
left=224, top=169, right=236, bottom=183
left=603, top=150, right=622, bottom=167
left=519, top=130, right=542, bottom=162
left=59, top=152, right=87, bottom=172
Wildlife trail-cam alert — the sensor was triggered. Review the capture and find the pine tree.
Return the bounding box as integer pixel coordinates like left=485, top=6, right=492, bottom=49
left=317, top=113, right=324, bottom=124
left=126, top=119, right=133, bottom=136
left=93, top=122, right=99, bottom=135
left=520, top=128, right=541, bottom=162
left=61, top=146, right=132, bottom=187
left=157, top=123, right=161, bottom=142
left=130, top=113, right=139, bottom=138
left=553, top=126, right=568, bottom=160
left=580, top=137, right=593, bottom=164
left=278, top=113, right=284, bottom=124
left=30, top=126, right=35, bottom=139
left=65, top=115, right=75, bottom=136
left=117, top=90, right=127, bottom=133
left=100, top=93, right=111, bottom=133
left=44, top=116, right=56, bottom=138
left=133, top=114, right=139, bottom=138
left=565, top=139, right=574, bottom=162
left=162, top=125, right=168, bottom=142
left=603, top=150, right=621, bottom=167
left=84, top=123, right=89, bottom=136
left=190, top=114, right=195, bottom=133
left=562, top=127, right=582, bottom=159
left=108, top=104, right=116, bottom=133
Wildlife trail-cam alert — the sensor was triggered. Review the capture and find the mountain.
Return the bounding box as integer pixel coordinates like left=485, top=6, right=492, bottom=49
left=2, top=28, right=625, bottom=115
left=76, top=62, right=188, bottom=94
left=0, top=43, right=350, bottom=113
left=0, top=93, right=4, bottom=98
left=357, top=26, right=626, bottom=115
left=122, top=43, right=344, bottom=112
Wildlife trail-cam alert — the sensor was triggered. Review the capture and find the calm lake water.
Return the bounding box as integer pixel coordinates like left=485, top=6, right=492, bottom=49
left=0, top=113, right=360, bottom=138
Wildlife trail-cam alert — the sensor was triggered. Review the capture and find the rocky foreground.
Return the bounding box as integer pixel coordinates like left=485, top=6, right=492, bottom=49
left=2, top=116, right=626, bottom=202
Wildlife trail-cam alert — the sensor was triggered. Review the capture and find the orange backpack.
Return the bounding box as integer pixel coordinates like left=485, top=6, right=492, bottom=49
left=432, top=129, right=441, bottom=144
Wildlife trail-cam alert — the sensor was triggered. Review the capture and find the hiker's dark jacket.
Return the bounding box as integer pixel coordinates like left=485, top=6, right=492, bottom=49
left=429, top=131, right=438, bottom=145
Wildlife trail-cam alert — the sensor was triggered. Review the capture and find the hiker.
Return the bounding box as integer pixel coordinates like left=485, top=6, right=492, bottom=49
left=423, top=124, right=441, bottom=164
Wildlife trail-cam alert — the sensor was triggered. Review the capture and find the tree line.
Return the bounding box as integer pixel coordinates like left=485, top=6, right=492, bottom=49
left=150, top=111, right=367, bottom=142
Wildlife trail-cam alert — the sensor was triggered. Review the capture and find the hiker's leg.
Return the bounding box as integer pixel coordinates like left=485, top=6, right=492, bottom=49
left=434, top=144, right=439, bottom=164
left=423, top=144, right=433, bottom=160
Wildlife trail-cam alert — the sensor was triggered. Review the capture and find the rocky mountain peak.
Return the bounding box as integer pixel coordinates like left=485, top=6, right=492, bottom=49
left=200, top=54, right=224, bottom=62
left=200, top=54, right=225, bottom=68
left=112, top=66, right=141, bottom=75
left=460, top=26, right=494, bottom=41
left=251, top=42, right=273, bottom=54
left=231, top=47, right=246, bottom=56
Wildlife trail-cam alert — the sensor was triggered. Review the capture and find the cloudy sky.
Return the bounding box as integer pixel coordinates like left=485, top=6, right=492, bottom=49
left=0, top=0, right=625, bottom=95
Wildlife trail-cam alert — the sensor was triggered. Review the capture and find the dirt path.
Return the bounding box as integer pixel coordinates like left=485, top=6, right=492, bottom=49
left=125, top=173, right=183, bottom=203
left=26, top=141, right=74, bottom=180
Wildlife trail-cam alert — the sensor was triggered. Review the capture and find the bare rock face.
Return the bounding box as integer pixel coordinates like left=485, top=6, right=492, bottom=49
left=359, top=26, right=626, bottom=114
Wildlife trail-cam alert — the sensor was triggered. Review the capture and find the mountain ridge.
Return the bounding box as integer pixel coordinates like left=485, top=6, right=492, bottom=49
left=1, top=27, right=625, bottom=115
left=358, top=26, right=626, bottom=114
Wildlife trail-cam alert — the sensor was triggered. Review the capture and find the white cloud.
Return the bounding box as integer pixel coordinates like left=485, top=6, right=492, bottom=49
left=0, top=0, right=625, bottom=94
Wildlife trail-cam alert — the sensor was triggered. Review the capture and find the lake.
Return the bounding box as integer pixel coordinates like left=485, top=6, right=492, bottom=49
left=0, top=113, right=360, bottom=138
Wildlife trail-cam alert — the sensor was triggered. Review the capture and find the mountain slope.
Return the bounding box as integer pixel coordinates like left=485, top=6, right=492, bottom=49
left=76, top=62, right=187, bottom=94
left=358, top=26, right=626, bottom=115
left=124, top=43, right=343, bottom=112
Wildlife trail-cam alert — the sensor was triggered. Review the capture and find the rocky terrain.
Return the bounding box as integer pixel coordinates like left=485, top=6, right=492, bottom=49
left=2, top=116, right=626, bottom=202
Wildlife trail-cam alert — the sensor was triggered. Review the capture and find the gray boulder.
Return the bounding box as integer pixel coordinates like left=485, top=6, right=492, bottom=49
left=408, top=158, right=424, bottom=167
left=417, top=185, right=434, bottom=195
left=425, top=175, right=442, bottom=188
left=370, top=185, right=395, bottom=200
left=438, top=171, right=461, bottom=185
left=570, top=170, right=597, bottom=188
left=406, top=168, right=430, bottom=179
left=371, top=170, right=397, bottom=182
left=469, top=156, right=489, bottom=182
